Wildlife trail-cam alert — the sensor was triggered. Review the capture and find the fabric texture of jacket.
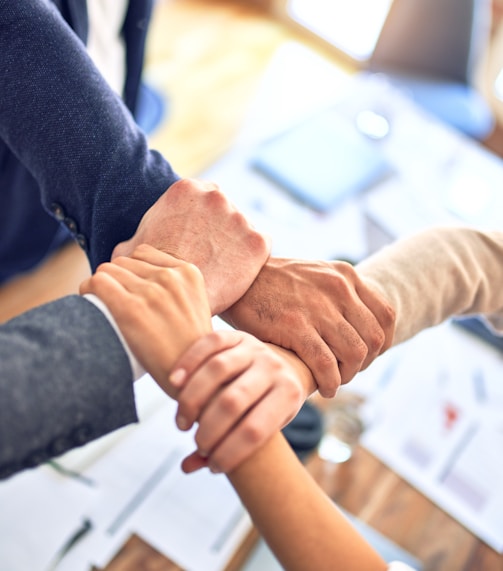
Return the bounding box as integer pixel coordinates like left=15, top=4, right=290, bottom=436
left=0, top=0, right=178, bottom=281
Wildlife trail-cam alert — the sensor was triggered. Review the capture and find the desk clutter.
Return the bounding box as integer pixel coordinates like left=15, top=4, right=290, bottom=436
left=0, top=380, right=252, bottom=571
left=355, top=322, right=503, bottom=553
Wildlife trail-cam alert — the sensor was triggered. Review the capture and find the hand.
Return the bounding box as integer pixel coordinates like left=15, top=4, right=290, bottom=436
left=221, top=257, right=395, bottom=398
left=168, top=330, right=307, bottom=474
left=111, top=178, right=271, bottom=315
left=80, top=244, right=212, bottom=392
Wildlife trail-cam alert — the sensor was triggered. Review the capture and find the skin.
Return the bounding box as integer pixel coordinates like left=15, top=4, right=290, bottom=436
left=81, top=246, right=308, bottom=472
left=112, top=178, right=395, bottom=399
left=111, top=178, right=272, bottom=316
left=228, top=430, right=388, bottom=571
left=83, top=243, right=394, bottom=474
left=82, top=245, right=389, bottom=571
left=221, top=257, right=395, bottom=396
left=171, top=330, right=312, bottom=474
left=80, top=244, right=213, bottom=392
left=167, top=304, right=409, bottom=568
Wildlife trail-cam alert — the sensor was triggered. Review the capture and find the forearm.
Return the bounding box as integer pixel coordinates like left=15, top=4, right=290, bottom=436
left=0, top=1, right=179, bottom=268
left=357, top=226, right=503, bottom=345
left=0, top=296, right=137, bottom=479
left=228, top=432, right=387, bottom=571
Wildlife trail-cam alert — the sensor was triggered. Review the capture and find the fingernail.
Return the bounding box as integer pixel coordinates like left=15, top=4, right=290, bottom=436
left=176, top=415, right=191, bottom=431
left=209, top=462, right=221, bottom=474
left=170, top=368, right=187, bottom=388
left=198, top=449, right=209, bottom=458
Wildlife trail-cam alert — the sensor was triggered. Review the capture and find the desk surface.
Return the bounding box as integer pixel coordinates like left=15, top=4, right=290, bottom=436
left=2, top=1, right=503, bottom=570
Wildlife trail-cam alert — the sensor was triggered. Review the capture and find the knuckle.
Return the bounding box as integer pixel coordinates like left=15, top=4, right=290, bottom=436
left=182, top=261, right=204, bottom=283
left=218, top=387, right=247, bottom=416
left=288, top=379, right=305, bottom=403
left=279, top=378, right=304, bottom=407
left=240, top=420, right=265, bottom=447
left=132, top=243, right=152, bottom=256
left=143, top=282, right=162, bottom=303
left=282, top=309, right=308, bottom=332
left=208, top=354, right=233, bottom=378
left=206, top=186, right=227, bottom=207
left=382, top=302, right=396, bottom=330
left=90, top=269, right=110, bottom=285
left=248, top=229, right=269, bottom=256
left=332, top=260, right=357, bottom=278
left=368, top=327, right=386, bottom=353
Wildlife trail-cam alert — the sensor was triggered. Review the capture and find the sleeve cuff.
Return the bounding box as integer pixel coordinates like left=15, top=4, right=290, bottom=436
left=388, top=562, right=418, bottom=571
left=83, top=293, right=147, bottom=381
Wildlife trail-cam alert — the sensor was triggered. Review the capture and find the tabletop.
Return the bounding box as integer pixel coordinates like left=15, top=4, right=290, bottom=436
left=2, top=1, right=503, bottom=570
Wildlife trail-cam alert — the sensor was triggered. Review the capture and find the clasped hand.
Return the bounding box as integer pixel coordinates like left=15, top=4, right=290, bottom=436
left=80, top=245, right=307, bottom=474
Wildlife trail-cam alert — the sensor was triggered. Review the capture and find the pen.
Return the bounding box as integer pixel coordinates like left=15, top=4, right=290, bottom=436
left=45, top=517, right=93, bottom=571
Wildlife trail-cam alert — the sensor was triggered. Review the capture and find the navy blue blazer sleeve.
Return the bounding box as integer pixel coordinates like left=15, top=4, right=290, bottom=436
left=0, top=296, right=138, bottom=480
left=0, top=0, right=179, bottom=270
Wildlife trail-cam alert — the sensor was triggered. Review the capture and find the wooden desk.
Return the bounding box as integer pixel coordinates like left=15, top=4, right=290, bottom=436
left=2, top=1, right=502, bottom=570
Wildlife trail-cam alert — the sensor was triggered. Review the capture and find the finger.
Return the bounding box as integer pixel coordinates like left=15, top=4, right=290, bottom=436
left=325, top=319, right=368, bottom=387
left=106, top=255, right=172, bottom=281
left=205, top=387, right=297, bottom=473
left=335, top=277, right=390, bottom=369
left=355, top=281, right=396, bottom=359
left=175, top=340, right=254, bottom=431
left=181, top=451, right=209, bottom=474
left=82, top=271, right=137, bottom=321
left=79, top=276, right=92, bottom=295
left=94, top=261, right=161, bottom=294
left=193, top=368, right=275, bottom=457
left=128, top=244, right=186, bottom=268
left=289, top=332, right=342, bottom=398
left=169, top=330, right=242, bottom=390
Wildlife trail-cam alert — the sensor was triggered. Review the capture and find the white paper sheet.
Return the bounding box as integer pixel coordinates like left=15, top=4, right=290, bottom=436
left=0, top=465, right=98, bottom=571
left=360, top=323, right=503, bottom=551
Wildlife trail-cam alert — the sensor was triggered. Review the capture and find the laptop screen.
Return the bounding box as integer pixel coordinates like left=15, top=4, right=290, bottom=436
left=283, top=0, right=393, bottom=62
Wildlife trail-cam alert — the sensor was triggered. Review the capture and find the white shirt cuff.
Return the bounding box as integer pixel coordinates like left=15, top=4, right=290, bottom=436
left=388, top=562, right=417, bottom=571
left=83, top=293, right=147, bottom=381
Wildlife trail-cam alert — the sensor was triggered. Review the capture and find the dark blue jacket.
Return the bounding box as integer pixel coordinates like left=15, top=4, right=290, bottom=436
left=0, top=0, right=179, bottom=281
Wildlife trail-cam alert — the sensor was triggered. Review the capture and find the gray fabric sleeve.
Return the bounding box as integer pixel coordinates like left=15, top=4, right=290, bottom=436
left=0, top=295, right=137, bottom=479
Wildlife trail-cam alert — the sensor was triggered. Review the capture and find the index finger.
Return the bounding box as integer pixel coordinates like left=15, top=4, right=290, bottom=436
left=169, top=330, right=242, bottom=389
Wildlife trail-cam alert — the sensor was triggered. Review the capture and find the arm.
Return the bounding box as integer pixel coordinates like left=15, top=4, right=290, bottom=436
left=0, top=0, right=177, bottom=269
left=158, top=226, right=503, bottom=568
left=0, top=246, right=213, bottom=481
left=163, top=225, right=503, bottom=474
left=0, top=2, right=270, bottom=311
left=0, top=296, right=136, bottom=480
left=169, top=332, right=390, bottom=569
left=356, top=226, right=503, bottom=345
left=228, top=432, right=389, bottom=571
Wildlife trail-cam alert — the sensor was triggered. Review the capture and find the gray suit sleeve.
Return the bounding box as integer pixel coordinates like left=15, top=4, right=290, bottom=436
left=0, top=296, right=138, bottom=480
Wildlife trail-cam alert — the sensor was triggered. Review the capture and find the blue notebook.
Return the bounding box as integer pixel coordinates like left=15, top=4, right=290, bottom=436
left=251, top=107, right=392, bottom=212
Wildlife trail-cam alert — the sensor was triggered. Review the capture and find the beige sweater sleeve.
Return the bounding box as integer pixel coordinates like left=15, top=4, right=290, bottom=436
left=356, top=226, right=503, bottom=346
